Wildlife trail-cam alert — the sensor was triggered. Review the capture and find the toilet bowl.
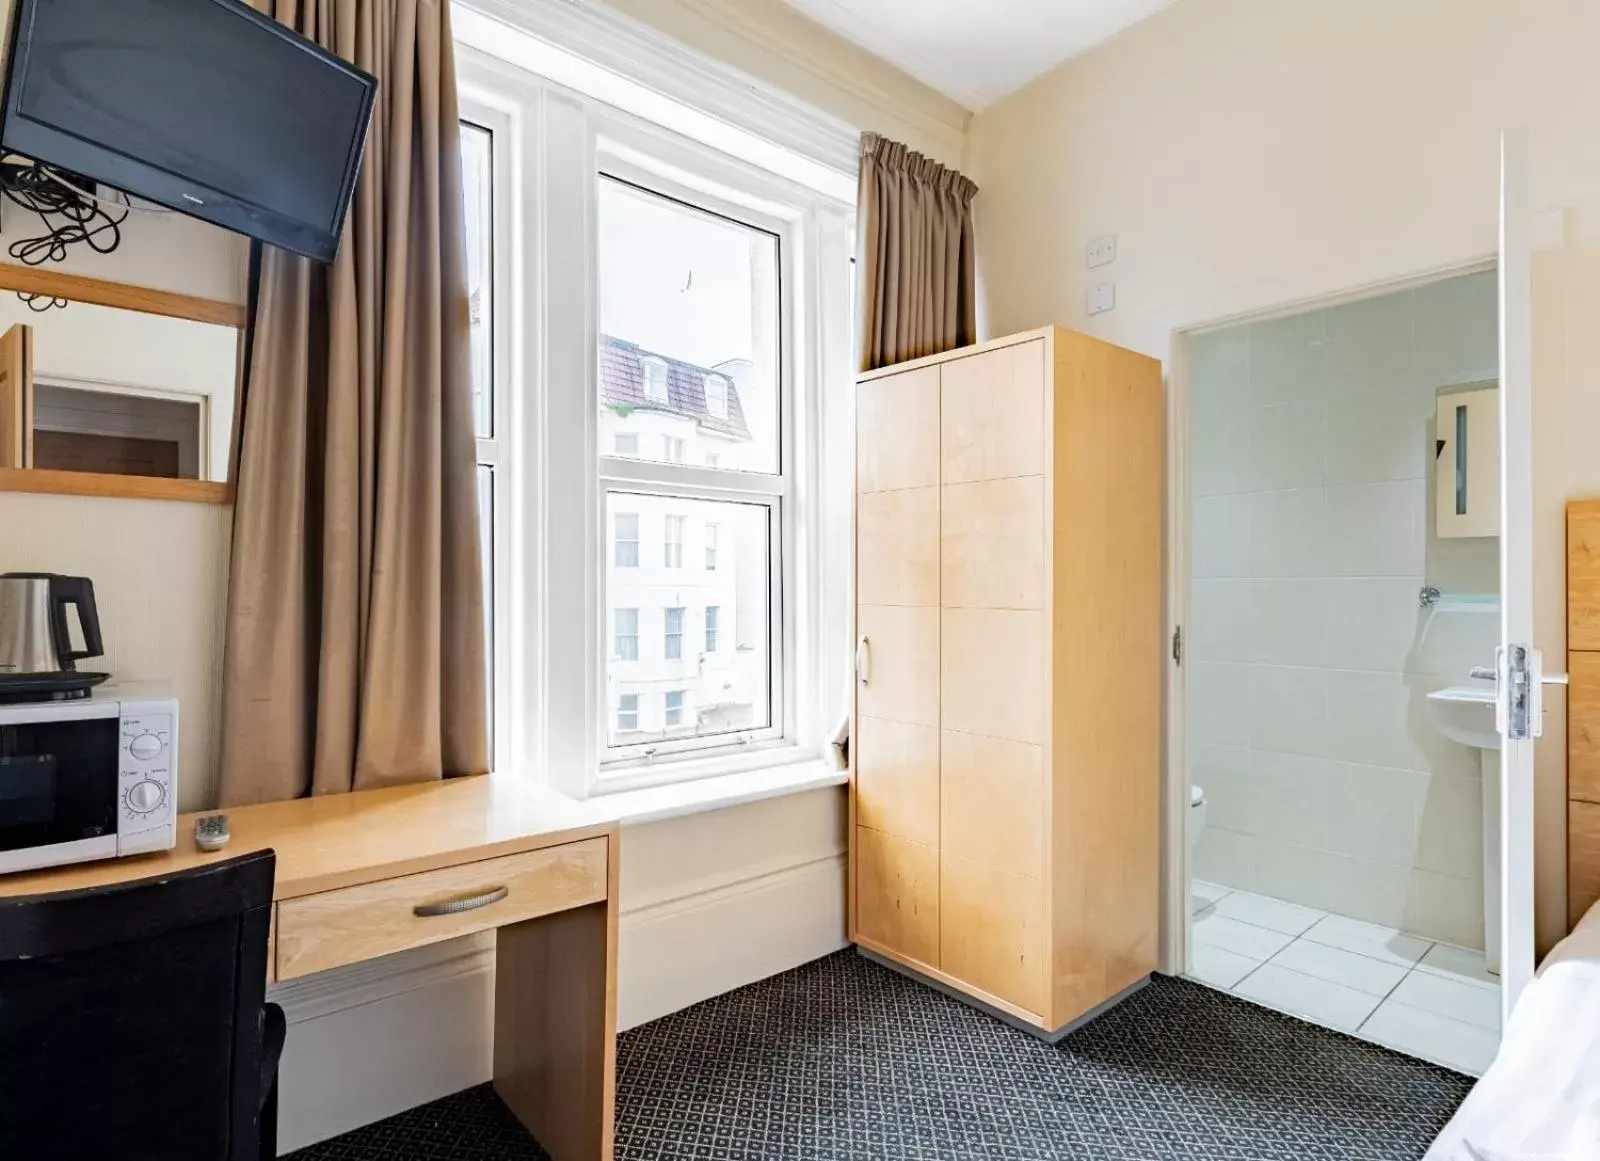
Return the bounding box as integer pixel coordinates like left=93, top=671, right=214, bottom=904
left=1189, top=784, right=1207, bottom=853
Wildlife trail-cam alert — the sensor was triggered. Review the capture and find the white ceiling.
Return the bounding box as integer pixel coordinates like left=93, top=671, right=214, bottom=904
left=780, top=0, right=1175, bottom=111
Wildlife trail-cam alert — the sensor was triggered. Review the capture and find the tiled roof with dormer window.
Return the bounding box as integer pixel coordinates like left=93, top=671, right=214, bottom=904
left=599, top=335, right=752, bottom=441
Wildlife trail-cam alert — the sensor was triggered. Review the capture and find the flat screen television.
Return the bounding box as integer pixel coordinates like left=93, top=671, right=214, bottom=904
left=0, top=0, right=377, bottom=262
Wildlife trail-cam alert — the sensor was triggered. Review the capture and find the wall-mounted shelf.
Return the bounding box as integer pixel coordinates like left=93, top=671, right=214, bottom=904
left=1419, top=587, right=1500, bottom=612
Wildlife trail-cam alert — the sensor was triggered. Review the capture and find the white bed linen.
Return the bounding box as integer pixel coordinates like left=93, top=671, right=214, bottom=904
left=1425, top=904, right=1600, bottom=1160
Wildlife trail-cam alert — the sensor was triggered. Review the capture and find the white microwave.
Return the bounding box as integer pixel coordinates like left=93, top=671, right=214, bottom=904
left=0, top=687, right=178, bottom=875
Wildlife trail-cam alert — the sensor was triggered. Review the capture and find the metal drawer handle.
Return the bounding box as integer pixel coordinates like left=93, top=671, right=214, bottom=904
left=413, top=886, right=509, bottom=918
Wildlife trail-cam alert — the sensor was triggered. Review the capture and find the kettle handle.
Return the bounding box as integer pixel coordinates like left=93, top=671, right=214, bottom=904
left=48, top=576, right=103, bottom=669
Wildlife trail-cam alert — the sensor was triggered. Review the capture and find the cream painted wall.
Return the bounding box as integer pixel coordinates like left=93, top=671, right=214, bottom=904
left=964, top=0, right=1600, bottom=955
left=600, top=0, right=970, bottom=165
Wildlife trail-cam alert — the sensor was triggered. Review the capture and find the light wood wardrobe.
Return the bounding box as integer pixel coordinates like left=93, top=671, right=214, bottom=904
left=850, top=325, right=1164, bottom=1039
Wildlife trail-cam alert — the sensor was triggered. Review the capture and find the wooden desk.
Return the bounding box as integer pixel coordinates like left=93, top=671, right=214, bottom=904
left=0, top=775, right=619, bottom=1161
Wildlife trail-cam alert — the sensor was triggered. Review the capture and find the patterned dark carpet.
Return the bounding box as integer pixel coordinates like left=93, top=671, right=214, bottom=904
left=291, top=949, right=1474, bottom=1160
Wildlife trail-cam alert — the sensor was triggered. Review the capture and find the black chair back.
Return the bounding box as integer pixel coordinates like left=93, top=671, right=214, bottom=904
left=0, top=850, right=277, bottom=1160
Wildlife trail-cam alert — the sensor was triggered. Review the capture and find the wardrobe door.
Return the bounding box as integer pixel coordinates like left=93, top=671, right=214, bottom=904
left=855, top=365, right=941, bottom=964
left=855, top=716, right=939, bottom=848
left=939, top=341, right=1046, bottom=485
left=937, top=341, right=1050, bottom=1011
left=858, top=365, right=940, bottom=493
left=858, top=486, right=938, bottom=608
left=855, top=827, right=939, bottom=967
left=940, top=730, right=1044, bottom=879
left=939, top=852, right=1046, bottom=1015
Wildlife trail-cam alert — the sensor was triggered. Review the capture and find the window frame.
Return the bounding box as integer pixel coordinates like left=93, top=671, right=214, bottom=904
left=596, top=151, right=795, bottom=778
left=613, top=511, right=640, bottom=568
left=641, top=356, right=670, bottom=403
left=705, top=605, right=720, bottom=653
left=459, top=96, right=516, bottom=775
left=457, top=42, right=856, bottom=799
left=662, top=513, right=686, bottom=568
left=663, top=605, right=686, bottom=662
left=704, top=373, right=730, bottom=419
left=613, top=606, right=639, bottom=661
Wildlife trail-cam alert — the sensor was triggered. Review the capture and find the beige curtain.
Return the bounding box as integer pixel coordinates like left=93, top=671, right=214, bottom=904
left=856, top=133, right=979, bottom=372
left=219, top=0, right=488, bottom=805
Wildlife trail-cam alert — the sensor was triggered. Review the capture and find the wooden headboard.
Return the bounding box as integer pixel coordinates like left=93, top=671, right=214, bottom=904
left=1567, top=502, right=1600, bottom=924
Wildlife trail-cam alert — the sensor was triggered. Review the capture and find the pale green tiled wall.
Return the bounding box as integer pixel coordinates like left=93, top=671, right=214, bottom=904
left=1188, top=269, right=1498, bottom=948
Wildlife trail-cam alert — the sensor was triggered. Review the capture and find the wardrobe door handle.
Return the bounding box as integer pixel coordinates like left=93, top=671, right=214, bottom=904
left=413, top=886, right=509, bottom=918
left=856, top=635, right=872, bottom=686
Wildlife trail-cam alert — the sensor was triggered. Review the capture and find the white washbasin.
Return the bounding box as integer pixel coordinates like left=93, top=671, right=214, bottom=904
left=1426, top=685, right=1501, bottom=751
left=1424, top=682, right=1503, bottom=977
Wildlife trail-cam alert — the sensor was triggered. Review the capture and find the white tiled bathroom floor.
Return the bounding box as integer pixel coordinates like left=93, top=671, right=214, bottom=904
left=1188, top=880, right=1500, bottom=1076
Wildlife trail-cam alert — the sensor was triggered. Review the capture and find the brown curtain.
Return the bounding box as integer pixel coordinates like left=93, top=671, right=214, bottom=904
left=218, top=0, right=487, bottom=805
left=856, top=133, right=979, bottom=372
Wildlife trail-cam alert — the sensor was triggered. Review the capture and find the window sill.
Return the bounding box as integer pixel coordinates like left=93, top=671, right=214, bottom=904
left=556, top=757, right=848, bottom=828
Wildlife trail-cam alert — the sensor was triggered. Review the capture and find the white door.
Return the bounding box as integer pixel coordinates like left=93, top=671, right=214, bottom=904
left=1496, top=127, right=1541, bottom=1020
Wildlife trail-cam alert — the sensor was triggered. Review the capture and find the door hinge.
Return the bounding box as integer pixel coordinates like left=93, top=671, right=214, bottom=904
left=1172, top=625, right=1183, bottom=667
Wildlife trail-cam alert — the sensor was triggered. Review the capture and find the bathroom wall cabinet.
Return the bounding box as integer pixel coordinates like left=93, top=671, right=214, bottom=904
left=1435, top=384, right=1500, bottom=539
left=850, top=326, right=1164, bottom=1037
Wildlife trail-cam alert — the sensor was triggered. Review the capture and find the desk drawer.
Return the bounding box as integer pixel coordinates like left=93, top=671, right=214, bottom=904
left=275, top=837, right=609, bottom=980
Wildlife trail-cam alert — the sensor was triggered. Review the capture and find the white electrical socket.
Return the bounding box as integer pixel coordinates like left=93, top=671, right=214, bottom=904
left=1086, top=282, right=1116, bottom=316
left=1086, top=234, right=1117, bottom=269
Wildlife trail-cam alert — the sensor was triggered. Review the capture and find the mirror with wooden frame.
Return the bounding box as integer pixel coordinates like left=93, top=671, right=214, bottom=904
left=0, top=263, right=242, bottom=504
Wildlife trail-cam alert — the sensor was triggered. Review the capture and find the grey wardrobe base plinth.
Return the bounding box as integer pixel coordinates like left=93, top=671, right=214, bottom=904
left=857, top=946, right=1151, bottom=1044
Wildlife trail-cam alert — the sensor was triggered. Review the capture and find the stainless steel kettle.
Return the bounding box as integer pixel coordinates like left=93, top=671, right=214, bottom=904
left=0, top=573, right=104, bottom=674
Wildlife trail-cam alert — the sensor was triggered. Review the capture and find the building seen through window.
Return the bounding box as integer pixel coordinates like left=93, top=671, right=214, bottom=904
left=599, top=176, right=777, bottom=753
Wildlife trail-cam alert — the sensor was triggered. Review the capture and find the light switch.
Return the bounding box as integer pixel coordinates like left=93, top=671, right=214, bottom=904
left=1086, top=234, right=1117, bottom=268
left=1086, top=282, right=1116, bottom=316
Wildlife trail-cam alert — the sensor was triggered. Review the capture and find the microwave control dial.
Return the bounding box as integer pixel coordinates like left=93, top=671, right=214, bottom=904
left=126, top=780, right=167, bottom=814
left=128, top=733, right=166, bottom=761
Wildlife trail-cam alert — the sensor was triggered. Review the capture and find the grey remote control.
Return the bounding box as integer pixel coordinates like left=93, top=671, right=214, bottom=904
left=195, top=814, right=231, bottom=852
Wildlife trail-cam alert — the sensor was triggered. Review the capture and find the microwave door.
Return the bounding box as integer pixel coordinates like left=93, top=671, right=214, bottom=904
left=0, top=719, right=119, bottom=856
left=0, top=754, right=59, bottom=846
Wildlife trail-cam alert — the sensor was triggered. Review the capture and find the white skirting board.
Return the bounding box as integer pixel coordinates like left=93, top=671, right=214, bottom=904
left=272, top=836, right=847, bottom=1153
left=618, top=852, right=847, bottom=1031
left=274, top=939, right=498, bottom=1153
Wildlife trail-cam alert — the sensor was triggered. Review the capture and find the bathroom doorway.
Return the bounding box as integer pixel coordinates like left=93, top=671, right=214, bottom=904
left=1174, top=264, right=1507, bottom=1074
